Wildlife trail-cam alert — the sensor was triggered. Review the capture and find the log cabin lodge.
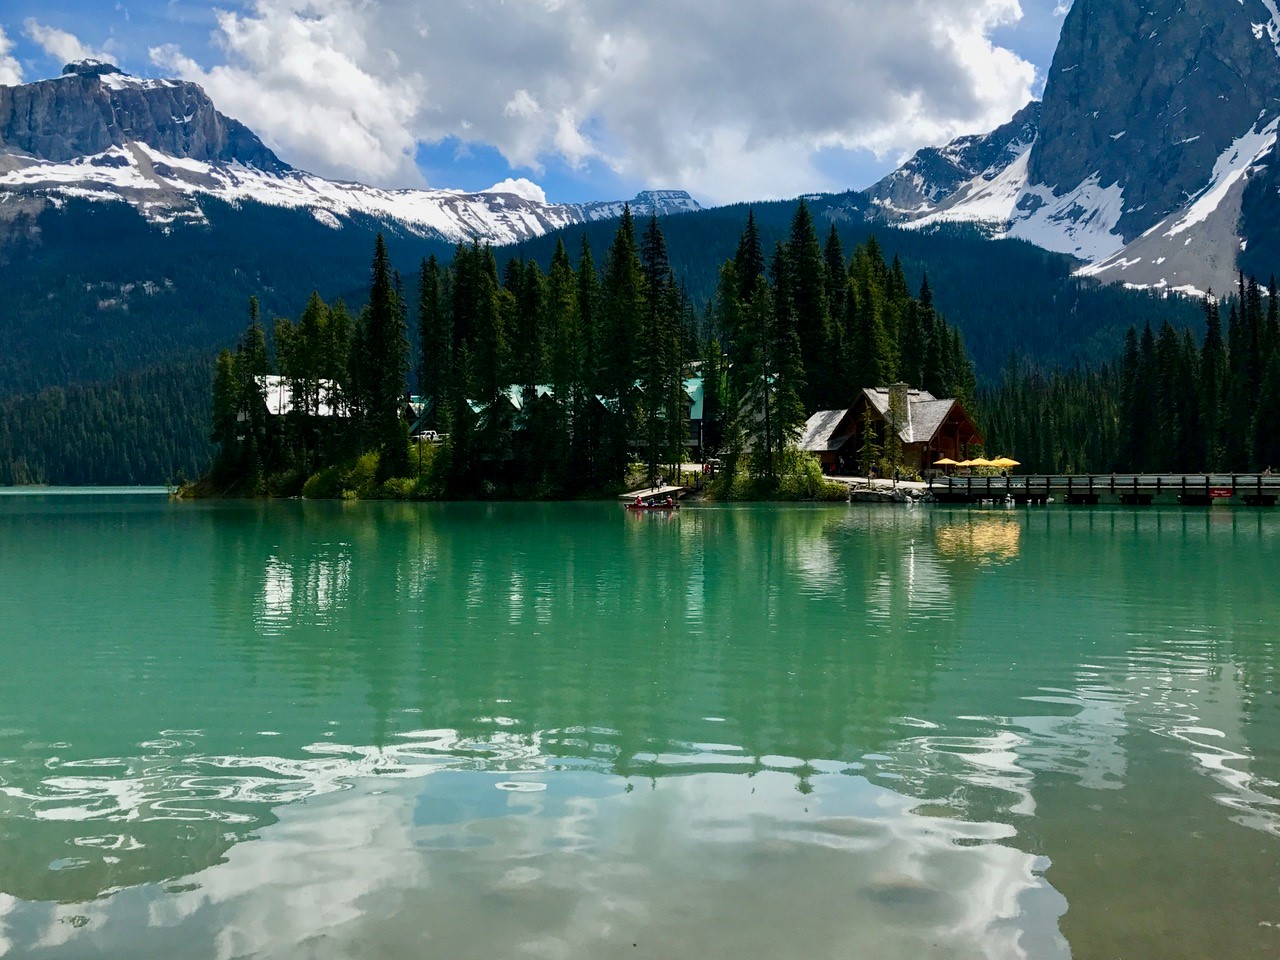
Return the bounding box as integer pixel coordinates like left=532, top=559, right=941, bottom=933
left=799, top=384, right=982, bottom=475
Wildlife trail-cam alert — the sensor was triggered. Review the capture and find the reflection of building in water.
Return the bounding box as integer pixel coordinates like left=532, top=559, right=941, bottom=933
left=868, top=544, right=954, bottom=624
left=935, top=518, right=1021, bottom=564
left=256, top=552, right=352, bottom=634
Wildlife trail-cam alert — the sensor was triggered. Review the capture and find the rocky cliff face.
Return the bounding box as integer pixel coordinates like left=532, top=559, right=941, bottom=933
left=869, top=0, right=1280, bottom=295
left=0, top=60, right=286, bottom=171
left=1029, top=0, right=1280, bottom=241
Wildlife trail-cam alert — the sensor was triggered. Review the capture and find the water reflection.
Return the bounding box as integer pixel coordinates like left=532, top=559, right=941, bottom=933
left=3, top=500, right=1280, bottom=958
left=935, top=517, right=1022, bottom=564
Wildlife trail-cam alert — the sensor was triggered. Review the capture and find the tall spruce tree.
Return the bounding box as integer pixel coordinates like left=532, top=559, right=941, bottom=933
left=418, top=255, right=450, bottom=425
left=785, top=200, right=833, bottom=409
left=359, top=234, right=410, bottom=476
left=599, top=207, right=645, bottom=482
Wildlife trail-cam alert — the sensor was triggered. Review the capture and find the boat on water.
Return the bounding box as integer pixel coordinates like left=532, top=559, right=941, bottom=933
left=626, top=499, right=679, bottom=511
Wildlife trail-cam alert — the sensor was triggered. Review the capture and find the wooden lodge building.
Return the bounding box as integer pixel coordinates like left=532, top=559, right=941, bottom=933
left=800, top=384, right=982, bottom=474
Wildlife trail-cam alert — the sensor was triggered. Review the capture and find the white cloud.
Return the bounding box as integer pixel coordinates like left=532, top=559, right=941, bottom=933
left=23, top=19, right=117, bottom=67
left=150, top=0, right=1039, bottom=202
left=150, top=2, right=425, bottom=186
left=0, top=26, right=22, bottom=86
left=484, top=178, right=548, bottom=205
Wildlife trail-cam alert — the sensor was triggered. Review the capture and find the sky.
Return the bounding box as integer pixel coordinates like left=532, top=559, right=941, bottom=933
left=0, top=0, right=1073, bottom=206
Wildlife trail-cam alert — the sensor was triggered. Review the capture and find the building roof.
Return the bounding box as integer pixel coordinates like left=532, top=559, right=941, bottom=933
left=861, top=387, right=963, bottom=445
left=683, top=376, right=705, bottom=421
left=799, top=409, right=850, bottom=452
left=257, top=375, right=346, bottom=417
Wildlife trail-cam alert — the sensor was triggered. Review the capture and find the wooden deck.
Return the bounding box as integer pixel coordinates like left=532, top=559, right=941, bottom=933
left=927, top=474, right=1280, bottom=506
left=620, top=485, right=686, bottom=504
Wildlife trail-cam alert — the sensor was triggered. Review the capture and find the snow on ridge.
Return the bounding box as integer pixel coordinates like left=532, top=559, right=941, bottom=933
left=0, top=144, right=697, bottom=246
left=1255, top=0, right=1280, bottom=58
left=912, top=147, right=1033, bottom=227
left=99, top=73, right=181, bottom=92
left=904, top=143, right=1128, bottom=263
left=1164, top=116, right=1279, bottom=237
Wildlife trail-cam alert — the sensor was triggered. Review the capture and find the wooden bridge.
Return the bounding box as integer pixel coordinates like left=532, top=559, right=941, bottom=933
left=926, top=474, right=1280, bottom=507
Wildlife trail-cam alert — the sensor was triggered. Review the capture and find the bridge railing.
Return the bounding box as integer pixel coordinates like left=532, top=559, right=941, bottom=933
left=925, top=474, right=1280, bottom=496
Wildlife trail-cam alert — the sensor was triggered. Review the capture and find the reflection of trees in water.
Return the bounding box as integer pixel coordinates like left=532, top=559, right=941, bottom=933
left=211, top=504, right=969, bottom=785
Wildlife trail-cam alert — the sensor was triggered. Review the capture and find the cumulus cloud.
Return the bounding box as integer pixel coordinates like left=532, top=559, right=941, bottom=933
left=0, top=27, right=22, bottom=86
left=483, top=178, right=549, bottom=205
left=150, top=2, right=424, bottom=185
left=151, top=0, right=1039, bottom=202
left=23, top=19, right=117, bottom=67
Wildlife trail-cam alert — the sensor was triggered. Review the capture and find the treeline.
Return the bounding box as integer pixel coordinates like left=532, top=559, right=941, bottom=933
left=709, top=204, right=976, bottom=492
left=206, top=201, right=978, bottom=499
left=0, top=356, right=211, bottom=486
left=982, top=276, right=1280, bottom=474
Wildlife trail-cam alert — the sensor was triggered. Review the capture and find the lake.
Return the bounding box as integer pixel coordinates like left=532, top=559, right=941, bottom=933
left=1, top=493, right=1278, bottom=959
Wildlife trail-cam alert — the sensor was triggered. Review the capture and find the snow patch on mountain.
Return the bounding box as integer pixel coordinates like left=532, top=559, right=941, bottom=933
left=1164, top=117, right=1279, bottom=237
left=905, top=145, right=1128, bottom=262
left=911, top=147, right=1032, bottom=226
left=0, top=143, right=701, bottom=245
left=1008, top=174, right=1127, bottom=261
left=1255, top=0, right=1280, bottom=58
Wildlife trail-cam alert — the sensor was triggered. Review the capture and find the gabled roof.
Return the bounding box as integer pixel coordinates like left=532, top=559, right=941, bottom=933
left=860, top=387, right=967, bottom=445
left=799, top=409, right=850, bottom=452
left=499, top=384, right=556, bottom=410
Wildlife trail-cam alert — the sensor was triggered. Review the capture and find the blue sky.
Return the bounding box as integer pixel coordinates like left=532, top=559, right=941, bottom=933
left=0, top=1, right=1072, bottom=205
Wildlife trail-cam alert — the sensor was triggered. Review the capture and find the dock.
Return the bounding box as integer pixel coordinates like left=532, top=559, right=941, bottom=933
left=927, top=473, right=1280, bottom=507
left=620, top=485, right=686, bottom=504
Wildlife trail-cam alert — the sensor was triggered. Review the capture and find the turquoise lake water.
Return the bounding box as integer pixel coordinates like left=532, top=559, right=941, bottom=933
left=1, top=493, right=1278, bottom=958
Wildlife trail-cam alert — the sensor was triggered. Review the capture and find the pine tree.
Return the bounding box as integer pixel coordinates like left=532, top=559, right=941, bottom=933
left=360, top=234, right=410, bottom=476
left=637, top=215, right=683, bottom=485
left=1198, top=296, right=1227, bottom=470
left=736, top=275, right=805, bottom=483
left=785, top=200, right=833, bottom=409
left=733, top=209, right=766, bottom=305
left=598, top=207, right=645, bottom=482
left=418, top=255, right=450, bottom=425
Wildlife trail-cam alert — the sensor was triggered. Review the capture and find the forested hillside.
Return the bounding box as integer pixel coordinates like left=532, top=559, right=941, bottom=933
left=983, top=277, right=1280, bottom=474
left=0, top=191, right=1209, bottom=485
left=0, top=355, right=211, bottom=486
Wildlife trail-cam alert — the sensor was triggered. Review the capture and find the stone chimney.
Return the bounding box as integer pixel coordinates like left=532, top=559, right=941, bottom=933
left=888, top=382, right=910, bottom=441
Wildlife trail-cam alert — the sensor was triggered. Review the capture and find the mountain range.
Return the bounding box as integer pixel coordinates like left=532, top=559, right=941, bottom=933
left=7, top=0, right=1277, bottom=302
left=2, top=0, right=1272, bottom=484
left=0, top=59, right=700, bottom=246
left=868, top=0, right=1280, bottom=297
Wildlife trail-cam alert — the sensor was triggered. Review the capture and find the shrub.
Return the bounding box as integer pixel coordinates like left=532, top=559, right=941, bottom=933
left=302, top=451, right=381, bottom=499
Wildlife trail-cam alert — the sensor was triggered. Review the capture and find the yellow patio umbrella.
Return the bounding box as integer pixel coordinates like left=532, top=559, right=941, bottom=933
left=933, top=457, right=959, bottom=467
left=990, top=457, right=1021, bottom=470
left=968, top=457, right=995, bottom=468
left=954, top=459, right=975, bottom=468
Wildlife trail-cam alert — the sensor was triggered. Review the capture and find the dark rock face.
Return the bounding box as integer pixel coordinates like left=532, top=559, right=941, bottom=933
left=1030, top=0, right=1280, bottom=240
left=0, top=60, right=287, bottom=172
left=867, top=102, right=1041, bottom=214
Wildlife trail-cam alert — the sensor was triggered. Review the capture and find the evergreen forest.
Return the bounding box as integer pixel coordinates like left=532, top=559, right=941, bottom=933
left=203, top=202, right=976, bottom=499
left=0, top=191, right=1274, bottom=488
left=983, top=276, right=1280, bottom=474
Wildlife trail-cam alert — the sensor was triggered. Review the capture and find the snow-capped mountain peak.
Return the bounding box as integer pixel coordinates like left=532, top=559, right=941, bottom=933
left=0, top=64, right=700, bottom=245
left=869, top=0, right=1280, bottom=297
